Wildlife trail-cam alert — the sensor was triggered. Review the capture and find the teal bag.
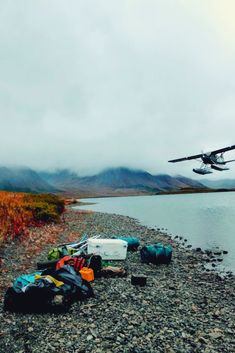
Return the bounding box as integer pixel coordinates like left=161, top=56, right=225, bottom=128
left=13, top=272, right=42, bottom=292
left=140, top=243, right=172, bottom=264
left=114, top=236, right=140, bottom=251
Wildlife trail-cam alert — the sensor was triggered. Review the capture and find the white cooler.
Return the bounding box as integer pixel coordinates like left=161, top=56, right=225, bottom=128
left=87, top=238, right=128, bottom=260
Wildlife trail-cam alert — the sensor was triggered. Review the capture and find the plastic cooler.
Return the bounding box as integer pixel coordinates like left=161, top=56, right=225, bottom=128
left=87, top=238, right=128, bottom=260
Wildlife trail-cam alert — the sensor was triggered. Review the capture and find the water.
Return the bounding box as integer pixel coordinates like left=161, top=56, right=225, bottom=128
left=75, top=192, right=235, bottom=273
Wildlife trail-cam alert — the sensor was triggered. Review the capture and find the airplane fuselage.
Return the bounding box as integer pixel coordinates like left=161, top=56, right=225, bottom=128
left=201, top=154, right=224, bottom=165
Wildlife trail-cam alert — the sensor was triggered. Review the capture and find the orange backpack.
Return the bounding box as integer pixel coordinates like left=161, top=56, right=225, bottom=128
left=56, top=256, right=86, bottom=271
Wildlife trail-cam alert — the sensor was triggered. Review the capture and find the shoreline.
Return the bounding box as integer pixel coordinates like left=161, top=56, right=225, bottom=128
left=75, top=199, right=235, bottom=277
left=0, top=207, right=234, bottom=352
left=67, top=188, right=235, bottom=200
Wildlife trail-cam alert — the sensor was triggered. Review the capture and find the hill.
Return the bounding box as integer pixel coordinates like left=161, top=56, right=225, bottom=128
left=39, top=167, right=207, bottom=196
left=0, top=167, right=57, bottom=193
left=0, top=166, right=211, bottom=196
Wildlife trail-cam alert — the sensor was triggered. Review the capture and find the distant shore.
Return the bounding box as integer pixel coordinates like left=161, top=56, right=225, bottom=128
left=0, top=207, right=234, bottom=352
left=63, top=187, right=235, bottom=200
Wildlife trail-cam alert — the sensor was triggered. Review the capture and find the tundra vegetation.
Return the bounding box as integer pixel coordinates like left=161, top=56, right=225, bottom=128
left=0, top=191, right=65, bottom=243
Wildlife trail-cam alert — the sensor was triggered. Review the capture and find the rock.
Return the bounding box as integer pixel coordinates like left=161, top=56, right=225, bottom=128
left=199, top=336, right=208, bottom=344
left=0, top=208, right=234, bottom=353
left=209, top=331, right=223, bottom=339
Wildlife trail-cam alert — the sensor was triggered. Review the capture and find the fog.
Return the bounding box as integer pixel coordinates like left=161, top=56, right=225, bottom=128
left=1, top=0, right=235, bottom=178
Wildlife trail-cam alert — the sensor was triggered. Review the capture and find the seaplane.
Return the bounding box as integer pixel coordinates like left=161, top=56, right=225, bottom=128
left=168, top=145, right=235, bottom=175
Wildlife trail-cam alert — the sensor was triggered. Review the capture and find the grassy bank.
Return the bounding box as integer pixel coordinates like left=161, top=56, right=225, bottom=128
left=0, top=191, right=65, bottom=243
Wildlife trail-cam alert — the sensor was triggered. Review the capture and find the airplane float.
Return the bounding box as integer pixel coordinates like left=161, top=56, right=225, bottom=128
left=168, top=145, right=235, bottom=175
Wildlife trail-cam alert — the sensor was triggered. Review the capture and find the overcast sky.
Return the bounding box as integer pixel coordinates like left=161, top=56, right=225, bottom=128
left=1, top=0, right=235, bottom=178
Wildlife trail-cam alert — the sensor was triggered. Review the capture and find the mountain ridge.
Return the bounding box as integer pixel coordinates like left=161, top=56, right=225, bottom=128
left=38, top=167, right=208, bottom=196
left=2, top=165, right=234, bottom=196
left=0, top=166, right=57, bottom=193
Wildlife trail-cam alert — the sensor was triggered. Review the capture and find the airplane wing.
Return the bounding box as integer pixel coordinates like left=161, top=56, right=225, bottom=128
left=168, top=153, right=203, bottom=163
left=210, top=145, right=235, bottom=155
left=168, top=145, right=235, bottom=163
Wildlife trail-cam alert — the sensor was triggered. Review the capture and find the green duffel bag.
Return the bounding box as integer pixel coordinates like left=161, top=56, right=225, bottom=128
left=114, top=236, right=140, bottom=251
left=140, top=243, right=172, bottom=265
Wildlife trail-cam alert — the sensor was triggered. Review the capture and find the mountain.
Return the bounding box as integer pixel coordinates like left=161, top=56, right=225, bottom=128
left=200, top=178, right=235, bottom=189
left=0, top=167, right=57, bottom=193
left=39, top=167, right=207, bottom=196
left=0, top=166, right=209, bottom=195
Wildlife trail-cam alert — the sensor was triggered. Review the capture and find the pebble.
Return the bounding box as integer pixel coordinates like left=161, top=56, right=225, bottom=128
left=0, top=208, right=234, bottom=353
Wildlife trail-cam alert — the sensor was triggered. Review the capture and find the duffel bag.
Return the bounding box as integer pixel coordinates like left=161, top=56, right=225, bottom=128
left=115, top=236, right=140, bottom=251
left=140, top=243, right=172, bottom=265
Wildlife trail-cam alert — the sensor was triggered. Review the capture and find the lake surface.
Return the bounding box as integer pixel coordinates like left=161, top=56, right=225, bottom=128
left=76, top=192, right=235, bottom=273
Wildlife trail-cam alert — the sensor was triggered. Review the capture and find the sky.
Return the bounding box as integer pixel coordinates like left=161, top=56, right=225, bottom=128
left=1, top=0, right=235, bottom=178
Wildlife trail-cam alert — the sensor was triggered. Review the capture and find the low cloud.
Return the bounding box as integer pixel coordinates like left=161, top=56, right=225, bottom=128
left=1, top=1, right=235, bottom=178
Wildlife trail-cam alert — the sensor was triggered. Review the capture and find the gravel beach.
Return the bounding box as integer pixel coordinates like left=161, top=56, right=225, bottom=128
left=0, top=207, right=234, bottom=353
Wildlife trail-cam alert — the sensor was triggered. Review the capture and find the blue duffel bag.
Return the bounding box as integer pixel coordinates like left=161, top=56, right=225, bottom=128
left=140, top=243, right=172, bottom=265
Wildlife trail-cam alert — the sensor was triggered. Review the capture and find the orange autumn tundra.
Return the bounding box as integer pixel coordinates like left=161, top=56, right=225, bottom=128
left=0, top=191, right=65, bottom=243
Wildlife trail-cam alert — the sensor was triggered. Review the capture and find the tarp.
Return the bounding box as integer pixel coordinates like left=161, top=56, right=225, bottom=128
left=4, top=265, right=94, bottom=313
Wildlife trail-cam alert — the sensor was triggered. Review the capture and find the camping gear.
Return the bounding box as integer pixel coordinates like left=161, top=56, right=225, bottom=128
left=5, top=275, right=69, bottom=313
left=37, top=259, right=58, bottom=270
left=114, top=236, right=140, bottom=251
left=56, top=256, right=86, bottom=272
left=87, top=238, right=128, bottom=260
left=48, top=246, right=78, bottom=261
left=37, top=255, right=87, bottom=271
left=12, top=272, right=42, bottom=292
left=47, top=234, right=102, bottom=260
left=140, top=243, right=172, bottom=265
left=58, top=233, right=88, bottom=248
left=100, top=266, right=127, bottom=277
left=87, top=255, right=102, bottom=277
left=79, top=267, right=94, bottom=282
left=131, top=275, right=147, bottom=286
left=49, top=265, right=94, bottom=300
left=4, top=266, right=94, bottom=313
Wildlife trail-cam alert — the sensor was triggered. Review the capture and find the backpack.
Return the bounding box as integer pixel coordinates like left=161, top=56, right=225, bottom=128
left=56, top=256, right=86, bottom=272
left=87, top=255, right=102, bottom=277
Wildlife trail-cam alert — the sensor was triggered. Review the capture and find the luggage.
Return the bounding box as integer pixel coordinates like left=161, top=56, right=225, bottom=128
left=87, top=255, right=102, bottom=277
left=4, top=266, right=94, bottom=313
left=140, top=243, right=172, bottom=265
left=87, top=239, right=128, bottom=260
left=114, top=236, right=140, bottom=251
